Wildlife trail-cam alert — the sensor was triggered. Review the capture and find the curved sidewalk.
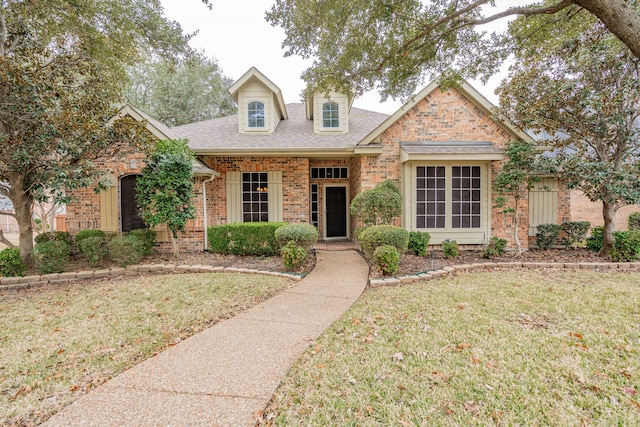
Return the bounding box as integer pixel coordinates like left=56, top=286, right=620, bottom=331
left=44, top=250, right=369, bottom=427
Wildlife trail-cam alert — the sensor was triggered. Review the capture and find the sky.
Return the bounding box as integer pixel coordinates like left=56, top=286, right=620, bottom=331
left=160, top=0, right=513, bottom=115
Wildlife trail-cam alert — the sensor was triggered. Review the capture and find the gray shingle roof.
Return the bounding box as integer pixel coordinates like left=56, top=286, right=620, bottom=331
left=400, top=141, right=503, bottom=155
left=171, top=103, right=388, bottom=154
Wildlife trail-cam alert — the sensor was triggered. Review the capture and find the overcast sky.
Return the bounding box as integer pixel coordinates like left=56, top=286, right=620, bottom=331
left=160, top=0, right=512, bottom=114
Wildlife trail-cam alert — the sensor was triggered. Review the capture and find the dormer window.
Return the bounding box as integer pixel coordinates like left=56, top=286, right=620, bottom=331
left=248, top=101, right=265, bottom=128
left=322, top=102, right=339, bottom=128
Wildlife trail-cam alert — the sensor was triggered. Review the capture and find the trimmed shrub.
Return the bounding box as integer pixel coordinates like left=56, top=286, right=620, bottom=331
left=586, top=226, right=604, bottom=252
left=0, top=248, right=25, bottom=277
left=32, top=240, right=70, bottom=274
left=482, top=237, right=507, bottom=259
left=561, top=221, right=591, bottom=249
left=353, top=226, right=369, bottom=243
left=128, top=228, right=156, bottom=256
left=77, top=236, right=108, bottom=267
left=373, top=245, right=400, bottom=276
left=442, top=239, right=459, bottom=259
left=281, top=241, right=308, bottom=271
left=275, top=223, right=318, bottom=249
left=34, top=231, right=71, bottom=246
left=359, top=225, right=409, bottom=258
left=208, top=223, right=285, bottom=256
left=408, top=231, right=430, bottom=256
left=350, top=180, right=402, bottom=226
left=628, top=212, right=640, bottom=231
left=74, top=229, right=106, bottom=245
left=611, top=230, right=640, bottom=262
left=535, top=223, right=562, bottom=250
left=108, top=235, right=144, bottom=267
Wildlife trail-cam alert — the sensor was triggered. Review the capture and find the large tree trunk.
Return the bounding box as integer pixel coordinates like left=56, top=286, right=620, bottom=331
left=599, top=199, right=616, bottom=258
left=8, top=172, right=35, bottom=261
left=576, top=0, right=640, bottom=58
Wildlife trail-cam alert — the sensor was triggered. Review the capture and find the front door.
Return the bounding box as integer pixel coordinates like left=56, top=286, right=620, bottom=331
left=121, top=175, right=146, bottom=232
left=325, top=186, right=347, bottom=238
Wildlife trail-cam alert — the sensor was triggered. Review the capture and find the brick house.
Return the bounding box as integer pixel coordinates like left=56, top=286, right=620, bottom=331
left=65, top=67, right=636, bottom=252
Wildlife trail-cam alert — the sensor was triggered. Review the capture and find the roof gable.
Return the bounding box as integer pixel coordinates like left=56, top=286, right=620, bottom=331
left=228, top=67, right=288, bottom=120
left=110, top=104, right=177, bottom=140
left=357, top=77, right=533, bottom=146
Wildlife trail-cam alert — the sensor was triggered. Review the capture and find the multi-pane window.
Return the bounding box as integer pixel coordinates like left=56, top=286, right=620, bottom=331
left=451, top=166, right=481, bottom=228
left=310, top=167, right=348, bottom=179
left=310, top=184, right=319, bottom=228
left=416, top=166, right=446, bottom=228
left=322, top=102, right=339, bottom=128
left=248, top=101, right=265, bottom=128
left=242, top=172, right=268, bottom=222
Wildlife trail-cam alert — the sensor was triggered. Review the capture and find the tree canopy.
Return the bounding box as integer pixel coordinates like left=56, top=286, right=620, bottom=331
left=126, top=51, right=237, bottom=127
left=266, top=0, right=640, bottom=99
left=0, top=0, right=193, bottom=257
left=497, top=15, right=640, bottom=257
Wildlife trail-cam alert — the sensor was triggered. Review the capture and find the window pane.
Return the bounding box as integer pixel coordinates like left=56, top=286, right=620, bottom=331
left=248, top=101, right=265, bottom=128
left=451, top=165, right=481, bottom=228
left=417, top=167, right=425, bottom=178
left=242, top=171, right=269, bottom=222
left=322, top=102, right=339, bottom=128
left=416, top=166, right=445, bottom=229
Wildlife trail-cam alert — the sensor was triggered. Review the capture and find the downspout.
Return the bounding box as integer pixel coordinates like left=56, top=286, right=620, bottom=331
left=202, top=173, right=216, bottom=252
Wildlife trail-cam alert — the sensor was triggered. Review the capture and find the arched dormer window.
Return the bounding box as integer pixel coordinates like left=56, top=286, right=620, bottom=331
left=248, top=101, right=265, bottom=128
left=322, top=101, right=339, bottom=128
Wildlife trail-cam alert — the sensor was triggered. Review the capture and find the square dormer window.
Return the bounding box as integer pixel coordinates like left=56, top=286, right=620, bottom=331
left=248, top=101, right=265, bottom=128
left=322, top=102, right=339, bottom=128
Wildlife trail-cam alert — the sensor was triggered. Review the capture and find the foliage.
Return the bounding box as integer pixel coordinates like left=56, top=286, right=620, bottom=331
left=77, top=236, right=109, bottom=268
left=408, top=231, right=430, bottom=257
left=535, top=224, right=562, bottom=250
left=482, top=237, right=508, bottom=259
left=208, top=223, right=286, bottom=256
left=34, top=231, right=71, bottom=246
left=441, top=239, right=459, bottom=259
left=275, top=223, right=319, bottom=249
left=128, top=228, right=157, bottom=256
left=350, top=180, right=402, bottom=226
left=126, top=51, right=236, bottom=127
left=0, top=0, right=192, bottom=258
left=561, top=221, right=591, bottom=249
left=281, top=241, right=308, bottom=271
left=586, top=226, right=604, bottom=253
left=107, top=235, right=145, bottom=267
left=32, top=241, right=70, bottom=274
left=353, top=226, right=369, bottom=243
left=358, top=225, right=409, bottom=258
left=499, top=18, right=640, bottom=257
left=75, top=230, right=107, bottom=245
left=266, top=1, right=640, bottom=102
left=611, top=230, right=640, bottom=262
left=0, top=248, right=25, bottom=277
left=136, top=139, right=195, bottom=255
left=373, top=245, right=400, bottom=276
left=493, top=140, right=539, bottom=256
left=628, top=212, right=640, bottom=231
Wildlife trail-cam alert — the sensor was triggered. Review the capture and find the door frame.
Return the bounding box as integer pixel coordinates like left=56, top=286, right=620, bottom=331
left=323, top=184, right=349, bottom=240
left=119, top=173, right=145, bottom=232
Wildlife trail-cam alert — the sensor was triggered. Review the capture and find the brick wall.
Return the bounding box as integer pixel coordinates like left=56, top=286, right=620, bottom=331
left=570, top=190, right=640, bottom=230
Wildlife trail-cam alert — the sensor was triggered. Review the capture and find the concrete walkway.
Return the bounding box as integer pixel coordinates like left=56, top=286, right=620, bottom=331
left=44, top=250, right=369, bottom=427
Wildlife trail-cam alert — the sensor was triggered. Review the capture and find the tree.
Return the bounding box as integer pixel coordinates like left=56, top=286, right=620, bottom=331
left=266, top=0, right=640, bottom=99
left=497, top=18, right=640, bottom=258
left=135, top=139, right=196, bottom=256
left=126, top=51, right=237, bottom=127
left=493, top=140, right=539, bottom=256
left=0, top=0, right=191, bottom=259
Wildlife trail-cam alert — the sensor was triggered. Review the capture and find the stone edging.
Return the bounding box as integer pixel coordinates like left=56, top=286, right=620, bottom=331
left=0, top=264, right=304, bottom=291
left=368, top=261, right=640, bottom=287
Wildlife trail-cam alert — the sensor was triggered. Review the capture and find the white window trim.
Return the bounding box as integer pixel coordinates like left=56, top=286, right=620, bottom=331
left=247, top=100, right=266, bottom=130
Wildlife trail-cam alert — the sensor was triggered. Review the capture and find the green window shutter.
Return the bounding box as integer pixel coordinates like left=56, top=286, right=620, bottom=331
left=268, top=171, right=283, bottom=222
left=226, top=171, right=242, bottom=223
left=99, top=185, right=118, bottom=232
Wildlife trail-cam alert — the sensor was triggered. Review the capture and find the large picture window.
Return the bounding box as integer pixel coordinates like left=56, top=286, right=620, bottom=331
left=416, top=166, right=446, bottom=228
left=451, top=166, right=481, bottom=228
left=248, top=101, right=265, bottom=128
left=322, top=102, right=339, bottom=128
left=242, top=172, right=268, bottom=222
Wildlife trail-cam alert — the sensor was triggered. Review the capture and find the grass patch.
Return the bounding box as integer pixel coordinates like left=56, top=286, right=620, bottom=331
left=266, top=271, right=640, bottom=425
left=0, top=273, right=291, bottom=425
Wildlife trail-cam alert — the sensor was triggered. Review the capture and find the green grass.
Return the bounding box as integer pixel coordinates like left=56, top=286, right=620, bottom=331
left=0, top=273, right=291, bottom=426
left=266, top=270, right=640, bottom=426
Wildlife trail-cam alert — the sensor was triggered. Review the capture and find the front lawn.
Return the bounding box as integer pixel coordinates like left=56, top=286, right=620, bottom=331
left=265, top=270, right=640, bottom=425
left=0, top=273, right=291, bottom=426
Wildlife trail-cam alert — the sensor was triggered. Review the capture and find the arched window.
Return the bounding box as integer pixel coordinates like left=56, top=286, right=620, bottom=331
left=248, top=101, right=265, bottom=128
left=322, top=101, right=339, bottom=128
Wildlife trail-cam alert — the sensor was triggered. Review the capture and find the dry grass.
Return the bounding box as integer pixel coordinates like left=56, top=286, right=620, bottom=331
left=0, top=273, right=292, bottom=426
left=265, top=270, right=640, bottom=426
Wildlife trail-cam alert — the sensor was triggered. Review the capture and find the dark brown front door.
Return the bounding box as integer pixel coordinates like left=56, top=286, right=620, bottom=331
left=121, top=175, right=146, bottom=232
left=326, top=186, right=347, bottom=238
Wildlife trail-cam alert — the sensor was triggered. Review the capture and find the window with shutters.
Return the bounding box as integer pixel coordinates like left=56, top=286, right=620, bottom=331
left=242, top=172, right=269, bottom=222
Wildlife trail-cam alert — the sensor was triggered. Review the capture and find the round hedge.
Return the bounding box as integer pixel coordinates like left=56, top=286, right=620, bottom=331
left=359, top=225, right=409, bottom=258
left=275, top=222, right=319, bottom=249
